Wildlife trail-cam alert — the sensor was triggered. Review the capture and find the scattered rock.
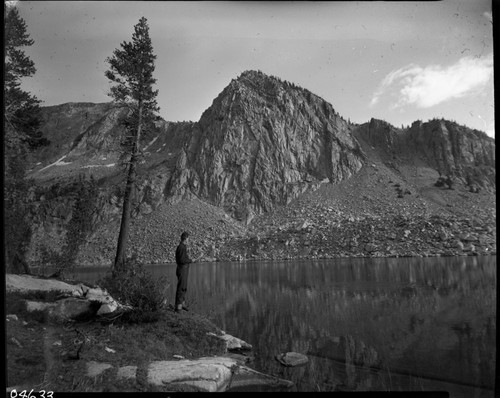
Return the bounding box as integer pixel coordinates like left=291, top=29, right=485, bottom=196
left=10, top=337, right=23, bottom=348
left=276, top=352, right=309, bottom=367
left=364, top=243, right=377, bottom=253
left=173, top=355, right=185, bottom=360
left=207, top=332, right=252, bottom=352
left=86, top=361, right=113, bottom=378
left=116, top=366, right=137, bottom=381
left=464, top=243, right=476, bottom=252
left=453, top=240, right=465, bottom=250
left=97, top=303, right=118, bottom=316
left=6, top=314, right=19, bottom=322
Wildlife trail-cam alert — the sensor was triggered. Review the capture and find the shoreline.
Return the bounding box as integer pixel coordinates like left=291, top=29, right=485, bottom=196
left=28, top=251, right=497, bottom=273
left=5, top=274, right=294, bottom=392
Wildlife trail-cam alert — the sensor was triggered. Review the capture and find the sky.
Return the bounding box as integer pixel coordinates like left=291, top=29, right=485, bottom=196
left=12, top=0, right=495, bottom=137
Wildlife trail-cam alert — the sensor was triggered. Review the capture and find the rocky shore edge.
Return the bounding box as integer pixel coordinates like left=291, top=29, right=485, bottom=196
left=5, top=274, right=294, bottom=392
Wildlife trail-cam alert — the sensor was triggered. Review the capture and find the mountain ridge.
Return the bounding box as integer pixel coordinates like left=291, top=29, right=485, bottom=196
left=23, top=69, right=496, bottom=266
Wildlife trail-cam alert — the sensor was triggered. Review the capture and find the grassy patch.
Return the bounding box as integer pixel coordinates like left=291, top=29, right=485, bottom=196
left=77, top=309, right=227, bottom=366
left=6, top=318, right=47, bottom=387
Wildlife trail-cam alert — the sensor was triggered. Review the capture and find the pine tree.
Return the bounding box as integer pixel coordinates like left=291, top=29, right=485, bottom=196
left=5, top=6, right=42, bottom=143
left=4, top=5, right=44, bottom=274
left=105, top=17, right=159, bottom=273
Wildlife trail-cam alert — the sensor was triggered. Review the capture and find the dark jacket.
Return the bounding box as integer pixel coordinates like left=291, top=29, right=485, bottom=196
left=176, top=242, right=192, bottom=266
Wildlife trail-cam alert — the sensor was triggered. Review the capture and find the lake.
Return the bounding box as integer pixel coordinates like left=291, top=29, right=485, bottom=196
left=70, top=255, right=496, bottom=395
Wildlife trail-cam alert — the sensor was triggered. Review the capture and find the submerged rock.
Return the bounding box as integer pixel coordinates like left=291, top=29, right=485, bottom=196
left=276, top=352, right=309, bottom=367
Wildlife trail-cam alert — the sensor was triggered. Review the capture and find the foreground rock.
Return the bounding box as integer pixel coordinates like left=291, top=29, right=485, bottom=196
left=147, top=357, right=237, bottom=392
left=276, top=352, right=309, bottom=367
left=82, top=357, right=293, bottom=392
left=26, top=298, right=98, bottom=323
left=6, top=274, right=124, bottom=322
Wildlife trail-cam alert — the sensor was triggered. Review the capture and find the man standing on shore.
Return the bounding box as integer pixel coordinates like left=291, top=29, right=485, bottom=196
left=175, top=232, right=196, bottom=313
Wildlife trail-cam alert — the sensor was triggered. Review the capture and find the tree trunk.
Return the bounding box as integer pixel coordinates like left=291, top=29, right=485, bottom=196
left=113, top=103, right=143, bottom=274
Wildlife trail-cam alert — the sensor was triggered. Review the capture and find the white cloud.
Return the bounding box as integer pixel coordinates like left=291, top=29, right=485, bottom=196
left=485, top=121, right=495, bottom=138
left=370, top=54, right=493, bottom=109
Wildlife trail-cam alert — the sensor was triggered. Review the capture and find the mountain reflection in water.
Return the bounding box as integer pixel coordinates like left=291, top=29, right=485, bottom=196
left=71, top=256, right=496, bottom=395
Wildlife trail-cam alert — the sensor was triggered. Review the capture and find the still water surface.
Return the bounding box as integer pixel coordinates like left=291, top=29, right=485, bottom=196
left=71, top=256, right=496, bottom=395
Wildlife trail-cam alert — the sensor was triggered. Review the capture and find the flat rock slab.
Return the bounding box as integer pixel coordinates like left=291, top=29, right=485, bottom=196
left=7, top=274, right=121, bottom=313
left=147, top=357, right=238, bottom=392
left=6, top=274, right=77, bottom=293
left=276, top=352, right=309, bottom=367
left=86, top=361, right=113, bottom=378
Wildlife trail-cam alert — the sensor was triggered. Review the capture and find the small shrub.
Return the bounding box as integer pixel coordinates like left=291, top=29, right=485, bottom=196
left=99, top=256, right=170, bottom=322
left=445, top=176, right=455, bottom=189
left=434, top=177, right=446, bottom=187
left=435, top=175, right=454, bottom=189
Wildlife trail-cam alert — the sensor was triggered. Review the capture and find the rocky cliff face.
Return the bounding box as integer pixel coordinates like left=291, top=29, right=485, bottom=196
left=32, top=102, right=129, bottom=166
left=167, top=70, right=364, bottom=222
left=23, top=70, right=496, bottom=266
left=353, top=118, right=495, bottom=190
left=30, top=71, right=366, bottom=223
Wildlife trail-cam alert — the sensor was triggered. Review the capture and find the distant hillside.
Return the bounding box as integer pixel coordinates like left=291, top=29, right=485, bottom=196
left=24, top=70, right=496, bottom=267
left=353, top=118, right=495, bottom=191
